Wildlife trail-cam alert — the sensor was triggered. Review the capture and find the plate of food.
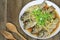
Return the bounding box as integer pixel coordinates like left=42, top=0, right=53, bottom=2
left=19, top=0, right=60, bottom=39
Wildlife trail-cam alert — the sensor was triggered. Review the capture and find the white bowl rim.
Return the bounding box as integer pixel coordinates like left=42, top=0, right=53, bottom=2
left=19, top=0, right=60, bottom=39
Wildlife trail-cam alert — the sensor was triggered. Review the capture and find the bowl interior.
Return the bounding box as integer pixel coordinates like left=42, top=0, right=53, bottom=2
left=19, top=0, right=60, bottom=39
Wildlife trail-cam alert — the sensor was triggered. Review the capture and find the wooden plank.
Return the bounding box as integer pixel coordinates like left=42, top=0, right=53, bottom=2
left=0, top=0, right=7, bottom=40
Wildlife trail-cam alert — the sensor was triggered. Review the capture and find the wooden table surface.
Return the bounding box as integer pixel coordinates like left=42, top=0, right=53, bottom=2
left=0, top=0, right=60, bottom=40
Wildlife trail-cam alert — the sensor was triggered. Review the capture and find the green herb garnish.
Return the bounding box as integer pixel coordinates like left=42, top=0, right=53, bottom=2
left=32, top=8, right=53, bottom=26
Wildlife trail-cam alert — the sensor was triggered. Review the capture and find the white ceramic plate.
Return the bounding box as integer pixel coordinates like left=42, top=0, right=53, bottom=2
left=19, top=0, right=60, bottom=39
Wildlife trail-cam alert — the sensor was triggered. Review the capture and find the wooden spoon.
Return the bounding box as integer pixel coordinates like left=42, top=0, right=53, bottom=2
left=6, top=23, right=27, bottom=40
left=0, top=30, right=16, bottom=40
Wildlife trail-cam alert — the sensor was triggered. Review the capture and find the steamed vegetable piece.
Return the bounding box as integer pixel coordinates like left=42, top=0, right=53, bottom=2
left=39, top=2, right=47, bottom=9
left=47, top=18, right=59, bottom=33
left=48, top=6, right=55, bottom=12
left=38, top=31, right=44, bottom=37
left=21, top=2, right=59, bottom=38
left=21, top=12, right=30, bottom=22
left=32, top=25, right=42, bottom=34
left=24, top=19, right=37, bottom=29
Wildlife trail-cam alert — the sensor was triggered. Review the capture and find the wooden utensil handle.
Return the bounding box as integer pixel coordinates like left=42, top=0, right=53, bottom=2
left=16, top=32, right=27, bottom=40
left=7, top=38, right=16, bottom=40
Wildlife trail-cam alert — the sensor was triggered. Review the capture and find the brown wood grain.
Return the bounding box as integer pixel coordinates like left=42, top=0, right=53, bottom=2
left=0, top=0, right=7, bottom=40
left=0, top=0, right=60, bottom=40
